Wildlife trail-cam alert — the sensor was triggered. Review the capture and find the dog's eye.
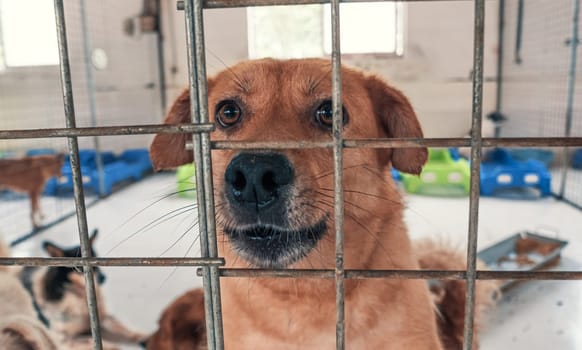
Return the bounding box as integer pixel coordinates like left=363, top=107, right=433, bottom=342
left=315, top=101, right=348, bottom=128
left=216, top=100, right=242, bottom=127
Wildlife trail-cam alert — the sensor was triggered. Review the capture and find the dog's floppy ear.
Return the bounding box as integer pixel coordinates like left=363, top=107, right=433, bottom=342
left=150, top=79, right=215, bottom=171
left=366, top=76, right=428, bottom=175
left=42, top=241, right=64, bottom=258
left=150, top=89, right=193, bottom=170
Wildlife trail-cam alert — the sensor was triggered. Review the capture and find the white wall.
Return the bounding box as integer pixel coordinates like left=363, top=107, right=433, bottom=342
left=0, top=1, right=499, bottom=156
left=160, top=5, right=249, bottom=106
left=161, top=1, right=499, bottom=138
left=0, top=0, right=162, bottom=155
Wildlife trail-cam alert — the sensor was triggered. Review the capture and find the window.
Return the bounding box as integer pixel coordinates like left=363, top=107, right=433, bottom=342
left=248, top=2, right=403, bottom=59
left=0, top=0, right=59, bottom=69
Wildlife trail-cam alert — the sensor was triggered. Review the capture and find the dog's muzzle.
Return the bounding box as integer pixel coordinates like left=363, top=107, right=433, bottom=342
left=222, top=152, right=327, bottom=268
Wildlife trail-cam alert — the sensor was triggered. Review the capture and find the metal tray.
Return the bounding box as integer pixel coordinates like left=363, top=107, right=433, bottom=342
left=477, top=232, right=569, bottom=289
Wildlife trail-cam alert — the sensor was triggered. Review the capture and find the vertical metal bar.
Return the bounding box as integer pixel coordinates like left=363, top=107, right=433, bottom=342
left=494, top=0, right=505, bottom=138
left=79, top=0, right=106, bottom=197
left=330, top=0, right=345, bottom=349
left=192, top=0, right=224, bottom=347
left=514, top=0, right=524, bottom=64
left=156, top=0, right=168, bottom=113
left=495, top=0, right=504, bottom=114
left=463, top=0, right=485, bottom=349
left=53, top=1, right=103, bottom=349
left=559, top=0, right=580, bottom=198
left=183, top=0, right=220, bottom=349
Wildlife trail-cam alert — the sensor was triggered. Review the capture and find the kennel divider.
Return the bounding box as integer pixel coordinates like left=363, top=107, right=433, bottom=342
left=463, top=0, right=485, bottom=347
left=183, top=0, right=225, bottom=348
left=330, top=0, right=346, bottom=347
left=53, top=0, right=103, bottom=347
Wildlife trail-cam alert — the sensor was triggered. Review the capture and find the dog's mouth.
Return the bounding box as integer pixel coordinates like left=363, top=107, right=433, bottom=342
left=224, top=218, right=328, bottom=268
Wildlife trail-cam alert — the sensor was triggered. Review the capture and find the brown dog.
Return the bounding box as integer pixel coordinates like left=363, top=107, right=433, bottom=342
left=149, top=58, right=495, bottom=349
left=0, top=154, right=64, bottom=228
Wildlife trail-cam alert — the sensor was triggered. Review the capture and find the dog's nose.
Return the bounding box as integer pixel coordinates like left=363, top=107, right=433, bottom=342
left=225, top=153, right=293, bottom=211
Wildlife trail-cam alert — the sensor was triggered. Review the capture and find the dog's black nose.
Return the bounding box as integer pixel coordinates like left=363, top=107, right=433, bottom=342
left=225, top=153, right=293, bottom=211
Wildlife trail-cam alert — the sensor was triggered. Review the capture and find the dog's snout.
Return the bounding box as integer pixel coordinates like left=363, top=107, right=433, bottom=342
left=225, top=153, right=293, bottom=211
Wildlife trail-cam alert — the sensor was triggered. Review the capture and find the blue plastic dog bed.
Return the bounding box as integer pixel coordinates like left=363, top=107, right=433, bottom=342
left=481, top=148, right=551, bottom=197
left=39, top=148, right=153, bottom=196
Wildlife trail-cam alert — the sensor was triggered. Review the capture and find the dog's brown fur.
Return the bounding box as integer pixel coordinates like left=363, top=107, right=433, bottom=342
left=146, top=289, right=207, bottom=350
left=149, top=58, right=496, bottom=349
left=415, top=240, right=499, bottom=350
left=0, top=154, right=64, bottom=228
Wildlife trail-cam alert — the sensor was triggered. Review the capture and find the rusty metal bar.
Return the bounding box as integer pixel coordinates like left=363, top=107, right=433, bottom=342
left=193, top=0, right=225, bottom=346
left=183, top=0, right=221, bottom=348
left=54, top=1, right=103, bottom=348
left=1, top=127, right=581, bottom=148
left=197, top=268, right=582, bottom=281
left=207, top=137, right=582, bottom=150
left=463, top=0, right=485, bottom=349
left=0, top=124, right=214, bottom=139
left=177, top=0, right=476, bottom=10
left=559, top=0, right=580, bottom=198
left=330, top=0, right=345, bottom=347
left=0, top=257, right=224, bottom=267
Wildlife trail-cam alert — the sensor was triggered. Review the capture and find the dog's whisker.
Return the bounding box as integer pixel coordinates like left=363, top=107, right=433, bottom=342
left=159, top=221, right=200, bottom=257
left=319, top=187, right=403, bottom=206
left=311, top=162, right=376, bottom=181
left=105, top=204, right=197, bottom=256
left=111, top=190, right=199, bottom=236
left=158, top=228, right=203, bottom=289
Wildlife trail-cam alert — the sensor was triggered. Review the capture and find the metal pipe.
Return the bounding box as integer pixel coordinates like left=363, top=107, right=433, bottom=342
left=53, top=1, right=103, bottom=348
left=79, top=0, right=106, bottom=197
left=156, top=0, right=168, bottom=113
left=0, top=257, right=224, bottom=267
left=514, top=0, right=524, bottom=64
left=183, top=0, right=219, bottom=348
left=0, top=124, right=214, bottom=139
left=330, top=0, right=345, bottom=347
left=495, top=0, right=504, bottom=114
left=195, top=268, right=582, bottom=281
left=463, top=0, right=485, bottom=348
left=559, top=0, right=580, bottom=198
left=207, top=137, right=582, bottom=150
left=192, top=0, right=225, bottom=346
left=177, top=0, right=477, bottom=10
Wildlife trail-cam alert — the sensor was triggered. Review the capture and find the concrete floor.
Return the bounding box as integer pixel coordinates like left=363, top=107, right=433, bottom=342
left=6, top=172, right=582, bottom=349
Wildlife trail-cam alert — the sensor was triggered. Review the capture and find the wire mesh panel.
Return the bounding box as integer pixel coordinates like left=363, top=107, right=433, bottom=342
left=0, top=0, right=165, bottom=241
left=0, top=1, right=581, bottom=350
left=498, top=0, right=582, bottom=207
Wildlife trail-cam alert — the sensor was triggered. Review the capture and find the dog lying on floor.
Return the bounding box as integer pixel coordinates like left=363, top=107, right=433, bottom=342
left=0, top=154, right=64, bottom=229
left=148, top=58, right=498, bottom=349
left=1, top=230, right=146, bottom=349
left=0, top=239, right=60, bottom=349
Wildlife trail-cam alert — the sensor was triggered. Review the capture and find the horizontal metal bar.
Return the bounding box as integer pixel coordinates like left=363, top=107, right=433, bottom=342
left=0, top=124, right=214, bottom=140
left=209, top=137, right=582, bottom=150
left=177, top=0, right=475, bottom=10
left=0, top=127, right=579, bottom=148
left=0, top=257, right=224, bottom=267
left=197, top=268, right=582, bottom=281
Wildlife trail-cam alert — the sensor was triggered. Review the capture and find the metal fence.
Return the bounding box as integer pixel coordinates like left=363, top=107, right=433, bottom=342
left=0, top=1, right=581, bottom=350
left=497, top=0, right=582, bottom=209
left=0, top=0, right=166, bottom=241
